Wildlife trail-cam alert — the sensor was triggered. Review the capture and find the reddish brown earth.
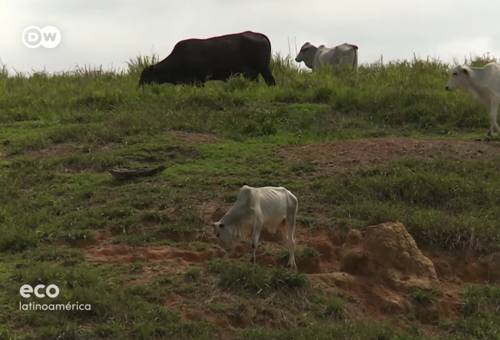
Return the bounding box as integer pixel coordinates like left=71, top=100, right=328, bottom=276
left=83, top=220, right=499, bottom=327
left=278, top=138, right=500, bottom=176
left=85, top=243, right=223, bottom=264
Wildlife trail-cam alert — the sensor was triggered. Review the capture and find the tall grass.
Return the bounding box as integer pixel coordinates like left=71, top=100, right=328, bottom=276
left=0, top=54, right=492, bottom=138
left=127, top=54, right=160, bottom=75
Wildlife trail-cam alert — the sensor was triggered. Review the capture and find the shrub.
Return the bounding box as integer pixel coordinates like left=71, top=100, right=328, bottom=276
left=208, top=260, right=307, bottom=294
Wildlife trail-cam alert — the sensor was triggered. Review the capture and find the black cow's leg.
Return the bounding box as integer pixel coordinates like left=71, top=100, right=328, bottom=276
left=244, top=71, right=259, bottom=82
left=260, top=68, right=276, bottom=86
left=194, top=80, right=205, bottom=87
left=192, top=74, right=205, bottom=87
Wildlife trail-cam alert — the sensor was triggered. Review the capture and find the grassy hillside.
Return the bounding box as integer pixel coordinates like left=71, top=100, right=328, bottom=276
left=0, top=56, right=499, bottom=339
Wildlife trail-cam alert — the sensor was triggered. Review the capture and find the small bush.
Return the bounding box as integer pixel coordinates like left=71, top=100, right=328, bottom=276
left=208, top=260, right=270, bottom=293
left=270, top=268, right=307, bottom=289
left=208, top=260, right=307, bottom=294
left=184, top=267, right=201, bottom=282
left=409, top=288, right=438, bottom=306
left=324, top=296, right=346, bottom=320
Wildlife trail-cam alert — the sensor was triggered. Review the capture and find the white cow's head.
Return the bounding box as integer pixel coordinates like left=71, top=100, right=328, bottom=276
left=295, top=42, right=317, bottom=69
left=212, top=221, right=233, bottom=251
left=446, top=65, right=472, bottom=91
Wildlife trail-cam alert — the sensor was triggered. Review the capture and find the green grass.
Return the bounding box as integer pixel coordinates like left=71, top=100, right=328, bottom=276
left=462, top=284, right=500, bottom=317
left=240, top=320, right=421, bottom=340
left=1, top=258, right=218, bottom=339
left=323, top=296, right=346, bottom=320
left=309, top=157, right=500, bottom=252
left=0, top=55, right=499, bottom=338
left=444, top=285, right=500, bottom=340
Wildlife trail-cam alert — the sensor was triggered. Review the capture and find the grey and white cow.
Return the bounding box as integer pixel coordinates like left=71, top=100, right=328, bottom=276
left=212, top=185, right=298, bottom=268
left=295, top=42, right=358, bottom=71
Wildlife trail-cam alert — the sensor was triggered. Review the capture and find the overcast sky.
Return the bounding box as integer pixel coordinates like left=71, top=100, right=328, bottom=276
left=1, top=0, right=499, bottom=73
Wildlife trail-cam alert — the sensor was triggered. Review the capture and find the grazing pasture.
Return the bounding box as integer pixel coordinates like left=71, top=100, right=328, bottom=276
left=0, top=55, right=499, bottom=339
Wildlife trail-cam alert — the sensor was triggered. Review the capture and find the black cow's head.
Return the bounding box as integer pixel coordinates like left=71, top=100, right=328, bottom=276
left=139, top=64, right=177, bottom=87
left=138, top=66, right=157, bottom=87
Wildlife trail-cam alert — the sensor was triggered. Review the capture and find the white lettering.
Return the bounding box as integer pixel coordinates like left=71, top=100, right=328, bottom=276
left=34, top=284, right=46, bottom=298
left=45, top=284, right=59, bottom=298
left=19, top=284, right=33, bottom=298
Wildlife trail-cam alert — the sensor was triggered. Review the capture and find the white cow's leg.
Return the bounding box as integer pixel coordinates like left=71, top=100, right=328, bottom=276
left=230, top=244, right=236, bottom=257
left=286, top=216, right=297, bottom=269
left=492, top=101, right=500, bottom=133
left=287, top=230, right=297, bottom=269
left=223, top=244, right=236, bottom=259
left=223, top=246, right=235, bottom=259
left=489, top=102, right=499, bottom=135
left=251, top=218, right=264, bottom=265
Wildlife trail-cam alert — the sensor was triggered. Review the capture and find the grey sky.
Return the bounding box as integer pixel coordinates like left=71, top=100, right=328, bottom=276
left=1, top=0, right=499, bottom=73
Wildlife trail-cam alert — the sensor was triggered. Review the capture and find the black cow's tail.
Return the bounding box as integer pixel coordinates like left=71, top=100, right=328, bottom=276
left=257, top=32, right=275, bottom=86
left=350, top=44, right=358, bottom=70
left=259, top=33, right=273, bottom=64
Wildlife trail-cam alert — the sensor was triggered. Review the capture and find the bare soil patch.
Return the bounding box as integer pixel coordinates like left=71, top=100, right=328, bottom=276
left=22, top=142, right=82, bottom=159
left=85, top=243, right=223, bottom=264
left=279, top=138, right=500, bottom=176
left=171, top=130, right=221, bottom=145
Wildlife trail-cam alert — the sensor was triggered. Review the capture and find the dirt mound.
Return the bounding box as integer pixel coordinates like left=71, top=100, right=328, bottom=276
left=279, top=138, right=499, bottom=176
left=341, top=222, right=438, bottom=290
left=310, top=222, right=447, bottom=318
left=307, top=222, right=500, bottom=320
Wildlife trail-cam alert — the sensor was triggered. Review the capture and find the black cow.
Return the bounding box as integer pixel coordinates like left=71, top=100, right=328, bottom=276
left=139, top=31, right=276, bottom=86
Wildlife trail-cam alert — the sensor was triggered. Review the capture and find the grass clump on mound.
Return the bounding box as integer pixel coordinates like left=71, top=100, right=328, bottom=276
left=207, top=259, right=307, bottom=294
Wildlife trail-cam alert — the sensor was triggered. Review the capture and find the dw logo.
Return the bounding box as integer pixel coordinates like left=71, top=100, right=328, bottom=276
left=22, top=25, right=62, bottom=49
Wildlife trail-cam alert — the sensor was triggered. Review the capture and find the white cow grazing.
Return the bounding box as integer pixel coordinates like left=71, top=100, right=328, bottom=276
left=295, top=42, right=358, bottom=71
left=446, top=63, right=500, bottom=136
left=212, top=185, right=298, bottom=268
